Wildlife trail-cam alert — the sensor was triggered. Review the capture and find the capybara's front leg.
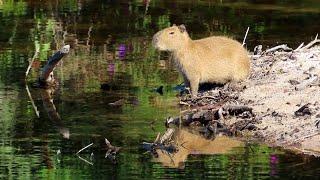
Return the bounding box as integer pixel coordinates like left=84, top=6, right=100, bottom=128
left=189, top=77, right=199, bottom=97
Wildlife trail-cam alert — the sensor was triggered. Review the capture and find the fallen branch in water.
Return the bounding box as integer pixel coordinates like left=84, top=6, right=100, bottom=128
left=104, top=138, right=121, bottom=163
left=25, top=46, right=40, bottom=79
left=38, top=45, right=70, bottom=86
left=76, top=143, right=93, bottom=154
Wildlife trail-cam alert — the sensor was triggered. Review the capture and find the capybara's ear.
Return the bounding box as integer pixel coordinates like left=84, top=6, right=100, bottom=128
left=178, top=24, right=186, bottom=33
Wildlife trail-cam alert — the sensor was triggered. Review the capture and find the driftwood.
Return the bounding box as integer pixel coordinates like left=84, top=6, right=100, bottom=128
left=294, top=42, right=305, bottom=51
left=25, top=46, right=40, bottom=78
left=242, top=27, right=250, bottom=47
left=104, top=138, right=121, bottom=163
left=76, top=143, right=94, bottom=154
left=296, top=34, right=319, bottom=51
left=38, top=45, right=70, bottom=86
left=76, top=142, right=94, bottom=165
left=265, top=44, right=292, bottom=54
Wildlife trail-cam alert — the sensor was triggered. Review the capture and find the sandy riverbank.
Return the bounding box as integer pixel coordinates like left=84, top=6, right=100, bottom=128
left=174, top=39, right=320, bottom=156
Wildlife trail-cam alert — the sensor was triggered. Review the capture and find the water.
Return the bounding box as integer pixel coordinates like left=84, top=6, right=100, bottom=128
left=1, top=0, right=320, bottom=179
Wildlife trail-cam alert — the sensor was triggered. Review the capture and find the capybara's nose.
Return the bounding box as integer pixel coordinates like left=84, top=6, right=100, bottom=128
left=152, top=32, right=160, bottom=47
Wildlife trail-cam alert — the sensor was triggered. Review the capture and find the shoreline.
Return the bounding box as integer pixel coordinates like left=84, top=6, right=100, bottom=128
left=169, top=40, right=320, bottom=156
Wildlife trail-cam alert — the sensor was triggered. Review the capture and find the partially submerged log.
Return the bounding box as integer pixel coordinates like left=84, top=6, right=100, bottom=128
left=38, top=45, right=70, bottom=87
left=24, top=45, right=71, bottom=136
left=104, top=138, right=121, bottom=163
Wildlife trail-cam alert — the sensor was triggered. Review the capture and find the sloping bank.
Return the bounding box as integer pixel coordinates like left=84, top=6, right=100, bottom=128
left=170, top=38, right=320, bottom=156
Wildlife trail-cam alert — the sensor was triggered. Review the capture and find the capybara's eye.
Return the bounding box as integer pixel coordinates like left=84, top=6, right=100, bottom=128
left=169, top=32, right=175, bottom=35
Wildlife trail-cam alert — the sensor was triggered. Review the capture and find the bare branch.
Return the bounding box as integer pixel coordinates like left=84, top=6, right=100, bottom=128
left=299, top=34, right=320, bottom=50
left=242, top=27, right=250, bottom=46
left=76, top=143, right=93, bottom=154
left=294, top=42, right=305, bottom=51
left=265, top=44, right=292, bottom=54
left=25, top=46, right=40, bottom=79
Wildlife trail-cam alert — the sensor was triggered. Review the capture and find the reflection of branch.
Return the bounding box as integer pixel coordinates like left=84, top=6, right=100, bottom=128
left=41, top=88, right=60, bottom=120
left=77, top=155, right=93, bottom=166
left=25, top=84, right=40, bottom=118
left=41, top=88, right=70, bottom=139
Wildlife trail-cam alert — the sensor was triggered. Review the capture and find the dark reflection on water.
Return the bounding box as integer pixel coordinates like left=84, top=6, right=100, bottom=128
left=0, top=0, right=320, bottom=179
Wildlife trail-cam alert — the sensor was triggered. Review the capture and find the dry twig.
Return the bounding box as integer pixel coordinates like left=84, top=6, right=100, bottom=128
left=76, top=143, right=93, bottom=154
left=242, top=27, right=250, bottom=46
left=25, top=46, right=40, bottom=79
left=265, top=44, right=292, bottom=53
left=299, top=34, right=320, bottom=51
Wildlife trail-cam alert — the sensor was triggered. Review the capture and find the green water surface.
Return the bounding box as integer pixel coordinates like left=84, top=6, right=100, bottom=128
left=0, top=0, right=320, bottom=179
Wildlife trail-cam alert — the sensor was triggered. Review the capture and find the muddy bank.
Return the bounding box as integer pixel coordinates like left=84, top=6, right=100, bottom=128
left=170, top=40, right=320, bottom=156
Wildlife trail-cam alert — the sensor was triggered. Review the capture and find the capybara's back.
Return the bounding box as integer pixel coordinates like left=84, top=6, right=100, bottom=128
left=193, top=36, right=250, bottom=83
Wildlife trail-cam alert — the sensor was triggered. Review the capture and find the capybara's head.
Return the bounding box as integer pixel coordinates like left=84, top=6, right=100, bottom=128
left=152, top=24, right=189, bottom=51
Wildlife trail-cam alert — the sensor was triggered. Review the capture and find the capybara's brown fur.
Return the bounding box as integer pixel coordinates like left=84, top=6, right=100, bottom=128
left=152, top=24, right=250, bottom=96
